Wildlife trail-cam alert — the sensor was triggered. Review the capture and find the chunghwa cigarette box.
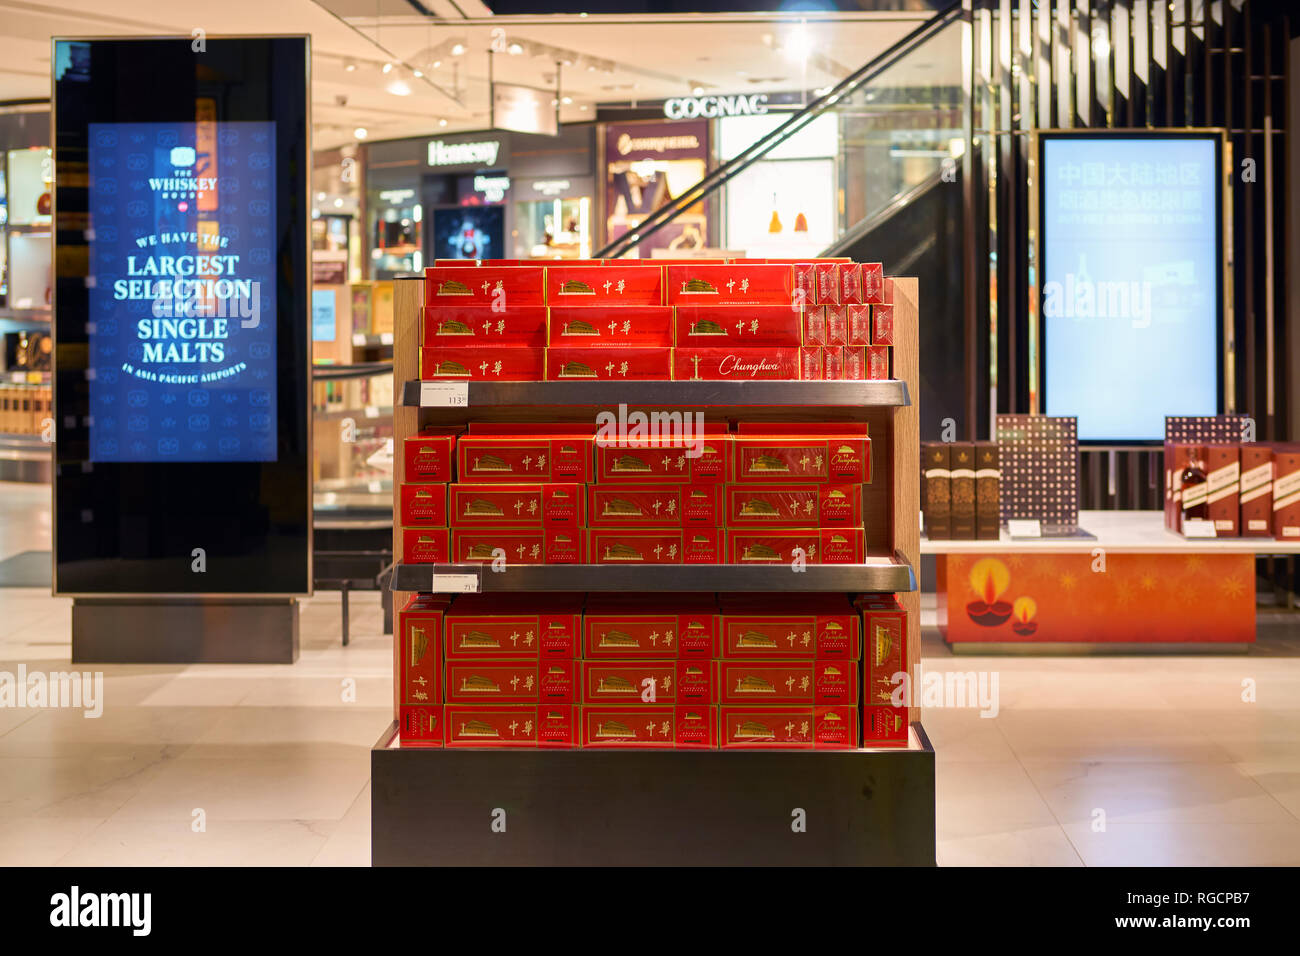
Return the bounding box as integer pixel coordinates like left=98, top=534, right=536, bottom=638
left=725, top=483, right=862, bottom=528
left=594, top=432, right=730, bottom=483
left=580, top=706, right=717, bottom=749
left=800, top=346, right=824, bottom=380
left=588, top=483, right=723, bottom=527
left=443, top=595, right=582, bottom=659
left=548, top=305, right=673, bottom=347
left=793, top=262, right=817, bottom=305
left=399, top=705, right=443, bottom=747
left=448, top=483, right=585, bottom=528
left=450, top=527, right=585, bottom=564
left=665, top=264, right=796, bottom=305
left=403, top=429, right=460, bottom=482
left=420, top=304, right=548, bottom=348
left=822, top=346, right=844, bottom=380
left=545, top=347, right=672, bottom=380
left=398, top=596, right=445, bottom=709
left=846, top=304, right=871, bottom=346
left=458, top=432, right=595, bottom=483
left=445, top=705, right=577, bottom=748
left=839, top=262, right=864, bottom=305
left=725, top=528, right=865, bottom=564
left=1239, top=444, right=1273, bottom=536
left=719, top=605, right=861, bottom=659
left=589, top=528, right=723, bottom=564
left=863, top=601, right=907, bottom=708
left=672, top=347, right=801, bottom=381
left=425, top=265, right=545, bottom=306
left=1205, top=444, right=1240, bottom=536
left=399, top=482, right=448, bottom=527
left=580, top=660, right=717, bottom=704
left=546, top=264, right=662, bottom=305
left=583, top=606, right=721, bottom=659
left=813, top=262, right=840, bottom=305
left=803, top=307, right=827, bottom=345
left=420, top=346, right=544, bottom=381
left=841, top=347, right=867, bottom=381
left=823, top=305, right=848, bottom=346
left=719, top=660, right=858, bottom=705
left=861, top=262, right=885, bottom=305
left=401, top=527, right=450, bottom=564
left=871, top=303, right=895, bottom=345
left=1273, top=445, right=1300, bottom=538
left=720, top=706, right=858, bottom=749
left=673, top=305, right=803, bottom=347
left=865, top=345, right=890, bottom=380
left=731, top=425, right=870, bottom=483
left=862, top=705, right=908, bottom=747
left=444, top=660, right=576, bottom=704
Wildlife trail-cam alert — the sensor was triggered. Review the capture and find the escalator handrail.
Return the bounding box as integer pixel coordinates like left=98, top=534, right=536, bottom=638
left=594, top=0, right=963, bottom=259
left=820, top=164, right=953, bottom=258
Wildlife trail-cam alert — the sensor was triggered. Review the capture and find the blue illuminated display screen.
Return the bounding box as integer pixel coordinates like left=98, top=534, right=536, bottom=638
left=87, top=120, right=278, bottom=462
left=1041, top=135, right=1220, bottom=441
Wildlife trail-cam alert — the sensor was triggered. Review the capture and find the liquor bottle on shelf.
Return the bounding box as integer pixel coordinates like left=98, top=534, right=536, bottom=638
left=1180, top=451, right=1209, bottom=523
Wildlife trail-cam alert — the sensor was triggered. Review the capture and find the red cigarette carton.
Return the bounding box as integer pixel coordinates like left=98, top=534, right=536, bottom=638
left=444, top=659, right=576, bottom=704
left=862, top=705, right=908, bottom=747
left=548, top=305, right=674, bottom=347
left=1273, top=445, right=1300, bottom=538
left=457, top=430, right=595, bottom=483
left=671, top=347, right=801, bottom=381
left=580, top=660, right=717, bottom=704
left=861, top=262, right=885, bottom=305
left=399, top=705, right=444, bottom=747
left=397, top=595, right=445, bottom=710
left=443, top=594, right=582, bottom=659
left=420, top=346, right=544, bottom=381
left=580, top=706, right=716, bottom=749
left=582, top=601, right=721, bottom=659
left=814, top=262, right=840, bottom=305
left=841, top=347, right=867, bottom=381
left=732, top=424, right=871, bottom=483
left=445, top=705, right=577, bottom=748
left=588, top=483, right=723, bottom=528
left=399, top=482, right=448, bottom=527
left=402, top=428, right=460, bottom=482
left=665, top=264, right=796, bottom=305
left=725, top=483, right=862, bottom=528
left=420, top=304, right=548, bottom=348
left=847, top=304, right=871, bottom=346
left=823, top=305, right=848, bottom=346
left=871, top=303, right=895, bottom=345
left=823, top=345, right=845, bottom=380
left=840, top=262, right=864, bottom=304
left=673, top=305, right=803, bottom=347
left=425, top=265, right=545, bottom=306
left=1240, top=444, right=1273, bottom=536
left=866, top=345, right=890, bottom=380
left=450, top=527, right=585, bottom=564
left=720, top=706, right=858, bottom=749
left=589, top=528, right=723, bottom=565
left=863, top=600, right=907, bottom=707
left=800, top=347, right=824, bottom=380
left=803, top=307, right=827, bottom=345
left=725, top=528, right=865, bottom=564
left=719, top=660, right=858, bottom=705
left=793, top=262, right=817, bottom=306
left=719, top=602, right=861, bottom=659
left=546, top=264, right=662, bottom=305
left=545, top=347, right=672, bottom=380
left=401, top=527, right=450, bottom=564
left=594, top=431, right=730, bottom=483
left=448, top=483, right=585, bottom=528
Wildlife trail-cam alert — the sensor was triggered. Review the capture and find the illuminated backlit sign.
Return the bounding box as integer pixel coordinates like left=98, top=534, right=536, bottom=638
left=664, top=93, right=769, bottom=119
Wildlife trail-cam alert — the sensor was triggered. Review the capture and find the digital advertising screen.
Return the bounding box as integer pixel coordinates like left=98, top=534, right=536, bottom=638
left=1039, top=132, right=1223, bottom=442
left=432, top=205, right=504, bottom=260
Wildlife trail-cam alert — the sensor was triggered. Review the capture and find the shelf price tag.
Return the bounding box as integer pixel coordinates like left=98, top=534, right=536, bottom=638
left=430, top=572, right=479, bottom=593
left=1181, top=519, right=1217, bottom=539
left=379, top=332, right=394, bottom=345
left=363, top=405, right=380, bottom=419
left=1007, top=519, right=1042, bottom=538
left=351, top=333, right=366, bottom=346
left=420, top=381, right=469, bottom=408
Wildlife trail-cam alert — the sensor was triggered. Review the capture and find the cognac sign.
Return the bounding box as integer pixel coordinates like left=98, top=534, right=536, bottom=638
left=663, top=93, right=769, bottom=119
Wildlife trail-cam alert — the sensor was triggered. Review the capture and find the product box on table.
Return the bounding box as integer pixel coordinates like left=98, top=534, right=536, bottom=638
left=443, top=594, right=582, bottom=659
left=444, top=704, right=577, bottom=748
left=458, top=425, right=595, bottom=483
left=420, top=304, right=548, bottom=348
left=401, top=527, right=450, bottom=564
left=594, top=429, right=730, bottom=483
left=448, top=483, right=585, bottom=528
left=399, top=482, right=449, bottom=526
left=718, top=598, right=861, bottom=659
left=862, top=598, right=907, bottom=707
left=673, top=305, right=803, bottom=347
left=420, top=346, right=544, bottom=381
left=580, top=660, right=717, bottom=704
left=720, top=706, right=858, bottom=749
left=548, top=305, right=674, bottom=347
left=719, top=660, right=858, bottom=705
left=671, top=347, right=801, bottom=381
left=949, top=443, right=976, bottom=539
left=451, top=527, right=585, bottom=564
left=975, top=442, right=1000, bottom=539
left=545, top=264, right=662, bottom=305
left=588, top=483, right=723, bottom=527
left=664, top=264, right=796, bottom=305
left=1239, top=444, right=1273, bottom=536
left=425, top=265, right=546, bottom=306
left=1274, top=444, right=1300, bottom=538
left=862, top=705, right=908, bottom=747
left=583, top=597, right=721, bottom=659
left=546, top=347, right=672, bottom=380
left=1205, top=444, right=1240, bottom=536
left=800, top=347, right=824, bottom=380
left=580, top=706, right=717, bottom=748
left=589, top=528, right=723, bottom=564
left=725, top=483, right=862, bottom=528
left=444, top=659, right=576, bottom=704
left=732, top=424, right=871, bottom=483
left=725, top=528, right=865, bottom=564
left=922, top=442, right=951, bottom=539
left=402, top=428, right=461, bottom=482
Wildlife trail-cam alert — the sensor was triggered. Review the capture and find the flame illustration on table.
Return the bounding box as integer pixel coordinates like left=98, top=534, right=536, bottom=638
left=966, top=557, right=1013, bottom=627
left=1011, top=596, right=1038, bottom=636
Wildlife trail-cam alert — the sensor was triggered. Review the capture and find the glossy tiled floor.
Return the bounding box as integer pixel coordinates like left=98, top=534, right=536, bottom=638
left=2, top=480, right=1299, bottom=866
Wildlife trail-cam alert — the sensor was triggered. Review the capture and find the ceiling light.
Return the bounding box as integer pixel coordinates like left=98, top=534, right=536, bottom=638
left=354, top=127, right=368, bottom=139
left=382, top=62, right=393, bottom=74
left=784, top=23, right=813, bottom=62
left=579, top=104, right=589, bottom=111
left=508, top=43, right=523, bottom=55
left=413, top=69, right=423, bottom=77
left=316, top=191, right=326, bottom=201
left=692, top=86, right=703, bottom=96
left=561, top=96, right=572, bottom=105
left=432, top=60, right=441, bottom=68
left=439, top=118, right=448, bottom=127
left=333, top=198, right=344, bottom=208
left=451, top=43, right=465, bottom=56
left=344, top=60, right=356, bottom=72
left=387, top=78, right=412, bottom=96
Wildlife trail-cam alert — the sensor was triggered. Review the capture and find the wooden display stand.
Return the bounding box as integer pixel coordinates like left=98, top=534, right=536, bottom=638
left=373, top=274, right=931, bottom=866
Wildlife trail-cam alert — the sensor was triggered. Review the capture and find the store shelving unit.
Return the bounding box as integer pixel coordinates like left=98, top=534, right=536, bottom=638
left=372, top=274, right=932, bottom=866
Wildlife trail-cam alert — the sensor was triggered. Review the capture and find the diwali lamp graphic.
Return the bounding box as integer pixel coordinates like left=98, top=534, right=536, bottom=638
left=1010, top=596, right=1038, bottom=636
left=965, top=558, right=1013, bottom=626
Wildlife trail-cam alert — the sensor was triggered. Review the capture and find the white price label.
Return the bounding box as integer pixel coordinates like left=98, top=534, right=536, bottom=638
left=1007, top=519, right=1042, bottom=538
left=420, top=381, right=469, bottom=407
left=364, top=405, right=380, bottom=419
left=367, top=480, right=383, bottom=494
left=431, top=573, right=479, bottom=593
left=1181, top=518, right=1217, bottom=539
left=352, top=333, right=366, bottom=346
left=380, top=332, right=394, bottom=345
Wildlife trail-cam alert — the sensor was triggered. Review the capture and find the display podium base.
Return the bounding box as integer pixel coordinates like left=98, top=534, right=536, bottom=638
left=371, top=721, right=935, bottom=866
left=70, top=598, right=299, bottom=664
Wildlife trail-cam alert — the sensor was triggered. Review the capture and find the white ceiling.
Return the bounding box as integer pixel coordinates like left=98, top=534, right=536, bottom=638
left=0, top=0, right=953, bottom=151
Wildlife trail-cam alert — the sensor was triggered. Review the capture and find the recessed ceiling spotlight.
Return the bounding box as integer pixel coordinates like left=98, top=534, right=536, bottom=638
left=451, top=43, right=465, bottom=56
left=333, top=198, right=344, bottom=208
left=387, top=78, right=412, bottom=96
left=316, top=191, right=326, bottom=201
left=579, top=104, right=589, bottom=111
left=344, top=60, right=356, bottom=72
left=354, top=127, right=368, bottom=139
left=432, top=60, right=441, bottom=68
left=382, top=62, right=393, bottom=74
left=439, top=118, right=448, bottom=127
left=561, top=96, right=573, bottom=105
left=692, top=86, right=704, bottom=96
left=413, top=69, right=423, bottom=77
left=508, top=42, right=523, bottom=55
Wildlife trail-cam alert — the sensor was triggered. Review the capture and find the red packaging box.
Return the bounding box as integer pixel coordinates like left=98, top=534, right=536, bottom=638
left=719, top=660, right=858, bottom=705
left=673, top=305, right=803, bottom=347
left=445, top=705, right=577, bottom=748
left=871, top=303, right=895, bottom=345
left=725, top=483, right=862, bottom=528
left=840, top=262, right=864, bottom=304
left=546, top=347, right=672, bottom=381
left=720, top=706, right=858, bottom=749
left=398, top=595, right=445, bottom=709
left=814, top=262, right=840, bottom=305
left=847, top=304, right=871, bottom=346
left=862, top=262, right=885, bottom=305
left=548, top=305, right=673, bottom=347
left=793, top=262, right=817, bottom=306
left=399, top=705, right=444, bottom=747
left=588, top=483, right=723, bottom=527
left=448, top=483, right=585, bottom=528
left=1205, top=444, right=1240, bottom=536
left=444, top=660, right=576, bottom=704
left=420, top=305, right=548, bottom=348
left=672, top=347, right=801, bottom=381
left=732, top=425, right=871, bottom=483
left=1274, top=445, right=1300, bottom=538
left=594, top=430, right=730, bottom=483
left=450, top=527, right=584, bottom=564
left=403, top=429, right=460, bottom=482
left=863, top=600, right=907, bottom=708
left=443, top=594, right=582, bottom=659
left=589, top=528, right=723, bottom=564
left=458, top=431, right=595, bottom=483
left=580, top=706, right=717, bottom=749
left=545, top=265, right=662, bottom=305
left=726, top=528, right=865, bottom=564
left=583, top=602, right=721, bottom=659
left=420, top=346, right=544, bottom=381
left=803, top=307, right=827, bottom=345
left=580, top=660, right=717, bottom=704
left=866, top=345, right=890, bottom=380
left=401, top=527, right=450, bottom=564
left=841, top=347, right=867, bottom=381
left=823, top=305, right=848, bottom=346
left=823, top=345, right=845, bottom=380
left=800, top=347, right=824, bottom=380
left=399, top=482, right=448, bottom=526
left=719, top=603, right=861, bottom=659
left=862, top=705, right=908, bottom=747
left=1239, top=444, right=1274, bottom=536
left=425, top=265, right=545, bottom=306
left=665, top=264, right=796, bottom=305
